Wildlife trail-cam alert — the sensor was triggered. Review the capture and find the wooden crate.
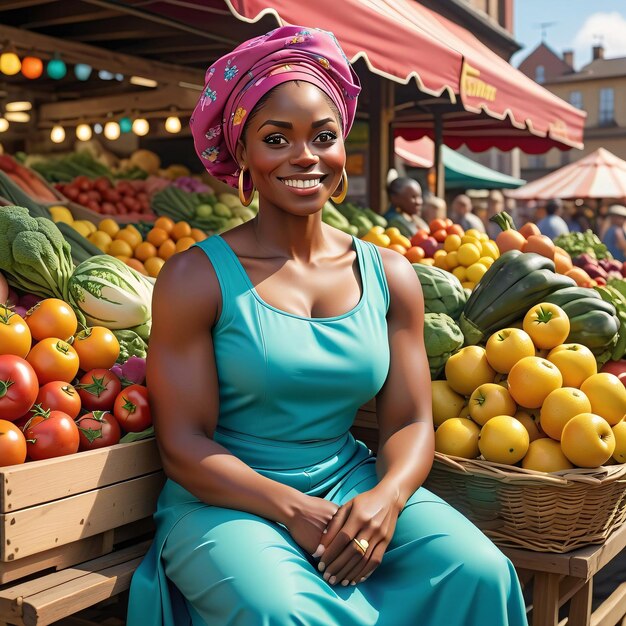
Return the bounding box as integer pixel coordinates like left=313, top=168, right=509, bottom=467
left=0, top=440, right=164, bottom=584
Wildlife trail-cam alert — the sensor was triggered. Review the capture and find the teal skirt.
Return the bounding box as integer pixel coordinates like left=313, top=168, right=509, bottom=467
left=127, top=432, right=528, bottom=626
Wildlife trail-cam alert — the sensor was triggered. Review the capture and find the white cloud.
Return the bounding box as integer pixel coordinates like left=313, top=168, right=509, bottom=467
left=571, top=11, right=626, bottom=68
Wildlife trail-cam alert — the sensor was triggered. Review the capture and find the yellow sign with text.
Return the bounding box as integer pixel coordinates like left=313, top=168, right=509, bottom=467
left=461, top=61, right=497, bottom=103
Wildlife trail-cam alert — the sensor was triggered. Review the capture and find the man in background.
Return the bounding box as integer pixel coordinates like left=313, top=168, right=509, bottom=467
left=451, top=194, right=485, bottom=233
left=384, top=177, right=429, bottom=237
left=536, top=199, right=569, bottom=240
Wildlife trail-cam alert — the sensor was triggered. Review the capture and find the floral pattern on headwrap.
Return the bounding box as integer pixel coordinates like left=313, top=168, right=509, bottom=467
left=190, top=25, right=361, bottom=192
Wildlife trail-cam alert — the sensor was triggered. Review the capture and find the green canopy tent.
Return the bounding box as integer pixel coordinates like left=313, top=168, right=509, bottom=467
left=395, top=137, right=525, bottom=190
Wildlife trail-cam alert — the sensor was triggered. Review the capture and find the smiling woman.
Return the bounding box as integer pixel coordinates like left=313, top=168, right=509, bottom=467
left=127, top=25, right=529, bottom=626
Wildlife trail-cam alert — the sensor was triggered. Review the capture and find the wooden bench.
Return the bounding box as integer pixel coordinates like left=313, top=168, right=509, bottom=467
left=353, top=400, right=626, bottom=626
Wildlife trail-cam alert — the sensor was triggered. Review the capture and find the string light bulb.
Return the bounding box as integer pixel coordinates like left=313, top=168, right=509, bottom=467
left=104, top=121, right=120, bottom=140
left=94, top=123, right=103, bottom=135
left=132, top=118, right=149, bottom=136
left=47, top=56, right=67, bottom=80
left=74, top=63, right=92, bottom=81
left=76, top=123, right=92, bottom=141
left=119, top=117, right=132, bottom=133
left=0, top=118, right=8, bottom=133
left=0, top=49, right=21, bottom=76
left=4, top=112, right=30, bottom=123
left=50, top=125, right=65, bottom=143
left=21, top=56, right=43, bottom=79
left=6, top=101, right=32, bottom=112
left=165, top=115, right=181, bottom=133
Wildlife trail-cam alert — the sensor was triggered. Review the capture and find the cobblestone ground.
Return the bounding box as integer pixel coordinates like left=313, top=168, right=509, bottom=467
left=50, top=550, right=626, bottom=625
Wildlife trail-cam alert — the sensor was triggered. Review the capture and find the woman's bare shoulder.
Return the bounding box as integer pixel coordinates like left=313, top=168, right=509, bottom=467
left=376, top=247, right=424, bottom=314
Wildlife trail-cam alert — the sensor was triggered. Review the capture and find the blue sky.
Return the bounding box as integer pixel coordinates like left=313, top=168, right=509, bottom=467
left=512, top=0, right=626, bottom=68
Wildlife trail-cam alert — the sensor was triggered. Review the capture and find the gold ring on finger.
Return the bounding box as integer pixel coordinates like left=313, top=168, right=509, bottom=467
left=353, top=538, right=369, bottom=555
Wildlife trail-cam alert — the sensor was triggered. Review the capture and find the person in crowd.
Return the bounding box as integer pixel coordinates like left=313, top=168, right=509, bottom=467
left=383, top=176, right=429, bottom=237
left=601, top=204, right=626, bottom=262
left=451, top=193, right=485, bottom=233
left=485, top=190, right=505, bottom=240
left=536, top=199, right=569, bottom=240
left=126, top=25, right=528, bottom=626
left=422, top=194, right=447, bottom=227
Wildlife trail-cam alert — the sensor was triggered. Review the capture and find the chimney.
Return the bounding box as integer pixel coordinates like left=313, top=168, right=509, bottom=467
left=563, top=50, right=574, bottom=68
left=593, top=45, right=604, bottom=60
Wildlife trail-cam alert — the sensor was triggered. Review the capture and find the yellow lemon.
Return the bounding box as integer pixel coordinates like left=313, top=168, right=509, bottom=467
left=457, top=243, right=481, bottom=267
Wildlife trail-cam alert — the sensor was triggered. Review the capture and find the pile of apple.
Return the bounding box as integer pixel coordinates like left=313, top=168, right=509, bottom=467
left=432, top=301, right=626, bottom=471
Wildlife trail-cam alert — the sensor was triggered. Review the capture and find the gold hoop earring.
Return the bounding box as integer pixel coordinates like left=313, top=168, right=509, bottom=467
left=238, top=167, right=255, bottom=207
left=330, top=170, right=348, bottom=204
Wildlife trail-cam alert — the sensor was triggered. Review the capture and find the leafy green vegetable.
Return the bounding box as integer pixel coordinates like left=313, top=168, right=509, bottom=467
left=424, top=313, right=464, bottom=379
left=595, top=281, right=626, bottom=361
left=554, top=230, right=612, bottom=260
left=113, top=329, right=148, bottom=363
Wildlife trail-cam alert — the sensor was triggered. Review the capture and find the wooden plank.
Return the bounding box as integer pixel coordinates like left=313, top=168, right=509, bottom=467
left=591, top=582, right=626, bottom=626
left=503, top=547, right=572, bottom=576
left=532, top=572, right=560, bottom=626
left=558, top=576, right=587, bottom=609
left=0, top=533, right=111, bottom=587
left=0, top=440, right=161, bottom=513
left=1, top=473, right=164, bottom=561
left=568, top=578, right=592, bottom=626
left=22, top=556, right=144, bottom=626
left=570, top=523, right=626, bottom=579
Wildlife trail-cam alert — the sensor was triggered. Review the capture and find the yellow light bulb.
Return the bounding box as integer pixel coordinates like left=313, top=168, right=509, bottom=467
left=0, top=52, right=21, bottom=76
left=0, top=118, right=8, bottom=133
left=104, top=121, right=120, bottom=140
left=165, top=116, right=181, bottom=133
left=50, top=125, right=65, bottom=143
left=132, top=118, right=149, bottom=136
left=76, top=123, right=92, bottom=141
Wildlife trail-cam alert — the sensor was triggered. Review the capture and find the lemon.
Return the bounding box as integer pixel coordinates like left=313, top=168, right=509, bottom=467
left=466, top=262, right=487, bottom=283
left=49, top=205, right=74, bottom=225
left=444, top=234, right=462, bottom=252
left=98, top=218, right=120, bottom=238
left=446, top=251, right=460, bottom=270
left=452, top=266, right=467, bottom=282
left=457, top=243, right=481, bottom=267
left=71, top=221, right=91, bottom=238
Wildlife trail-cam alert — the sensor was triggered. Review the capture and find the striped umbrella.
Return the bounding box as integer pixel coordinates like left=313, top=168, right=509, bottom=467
left=506, top=148, right=626, bottom=200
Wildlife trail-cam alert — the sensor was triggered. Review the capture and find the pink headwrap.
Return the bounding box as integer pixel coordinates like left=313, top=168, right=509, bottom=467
left=190, top=26, right=361, bottom=192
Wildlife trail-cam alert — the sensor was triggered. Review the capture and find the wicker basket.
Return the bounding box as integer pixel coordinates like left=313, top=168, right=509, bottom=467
left=424, top=452, right=626, bottom=553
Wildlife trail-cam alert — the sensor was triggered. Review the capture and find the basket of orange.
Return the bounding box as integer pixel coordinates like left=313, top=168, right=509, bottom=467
left=425, top=301, right=626, bottom=553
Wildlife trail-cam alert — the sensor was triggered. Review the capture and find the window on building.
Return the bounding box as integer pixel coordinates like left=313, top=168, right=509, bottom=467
left=535, top=65, right=545, bottom=84
left=569, top=91, right=583, bottom=109
left=528, top=155, right=546, bottom=169
left=599, top=88, right=615, bottom=125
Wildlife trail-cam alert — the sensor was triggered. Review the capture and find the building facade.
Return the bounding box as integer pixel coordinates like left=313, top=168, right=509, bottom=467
left=518, top=43, right=626, bottom=181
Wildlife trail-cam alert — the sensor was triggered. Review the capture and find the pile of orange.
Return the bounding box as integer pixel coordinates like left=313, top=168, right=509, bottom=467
left=90, top=217, right=207, bottom=278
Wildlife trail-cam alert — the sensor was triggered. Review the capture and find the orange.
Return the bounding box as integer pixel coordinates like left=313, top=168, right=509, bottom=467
left=561, top=413, right=615, bottom=467
left=405, top=246, right=425, bottom=263
left=134, top=241, right=158, bottom=262
left=523, top=303, right=570, bottom=350
left=612, top=421, right=626, bottom=463
left=514, top=409, right=545, bottom=442
left=507, top=356, right=563, bottom=409
left=478, top=415, right=530, bottom=465
left=108, top=239, right=133, bottom=258
left=98, top=218, right=120, bottom=238
left=485, top=328, right=535, bottom=374
left=175, top=236, right=196, bottom=253
left=522, top=438, right=574, bottom=473
left=468, top=383, right=516, bottom=426
left=154, top=216, right=175, bottom=234
left=431, top=381, right=466, bottom=427
left=171, top=221, right=192, bottom=241
left=388, top=244, right=407, bottom=255
left=115, top=227, right=142, bottom=249
left=435, top=418, right=480, bottom=459
left=144, top=256, right=166, bottom=278
left=443, top=234, right=461, bottom=253
left=190, top=228, right=208, bottom=242
left=547, top=343, right=597, bottom=388
left=125, top=224, right=142, bottom=241
left=88, top=231, right=112, bottom=253
left=158, top=239, right=177, bottom=260
left=125, top=258, right=148, bottom=275
left=114, top=255, right=130, bottom=264
left=444, top=346, right=496, bottom=397
left=146, top=227, right=169, bottom=248
left=580, top=373, right=626, bottom=426
left=539, top=387, right=592, bottom=440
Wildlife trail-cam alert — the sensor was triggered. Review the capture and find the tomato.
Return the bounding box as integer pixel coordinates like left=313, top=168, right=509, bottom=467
left=0, top=420, right=27, bottom=466
left=24, top=410, right=80, bottom=460
left=76, top=411, right=121, bottom=450
left=0, top=306, right=32, bottom=359
left=114, top=385, right=152, bottom=432
left=73, top=327, right=120, bottom=371
left=409, top=230, right=429, bottom=246
left=0, top=355, right=39, bottom=421
left=429, top=218, right=448, bottom=233
left=26, top=338, right=79, bottom=385
left=446, top=224, right=465, bottom=237
left=36, top=381, right=81, bottom=419
left=24, top=298, right=78, bottom=342
left=77, top=369, right=122, bottom=411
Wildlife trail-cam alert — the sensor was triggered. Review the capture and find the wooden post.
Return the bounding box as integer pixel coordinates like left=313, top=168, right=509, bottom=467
left=434, top=112, right=445, bottom=198
left=368, top=75, right=394, bottom=213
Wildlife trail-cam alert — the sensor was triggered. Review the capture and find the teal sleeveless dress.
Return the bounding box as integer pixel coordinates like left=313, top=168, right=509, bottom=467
left=127, top=234, right=528, bottom=626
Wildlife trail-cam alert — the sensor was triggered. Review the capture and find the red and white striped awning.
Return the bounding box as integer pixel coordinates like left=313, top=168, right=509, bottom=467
left=506, top=148, right=626, bottom=201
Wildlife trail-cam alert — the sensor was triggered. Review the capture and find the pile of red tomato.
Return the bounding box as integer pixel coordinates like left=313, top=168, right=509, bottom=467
left=0, top=298, right=151, bottom=466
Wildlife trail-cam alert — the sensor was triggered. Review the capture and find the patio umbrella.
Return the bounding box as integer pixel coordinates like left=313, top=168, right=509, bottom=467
left=506, top=148, right=626, bottom=200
